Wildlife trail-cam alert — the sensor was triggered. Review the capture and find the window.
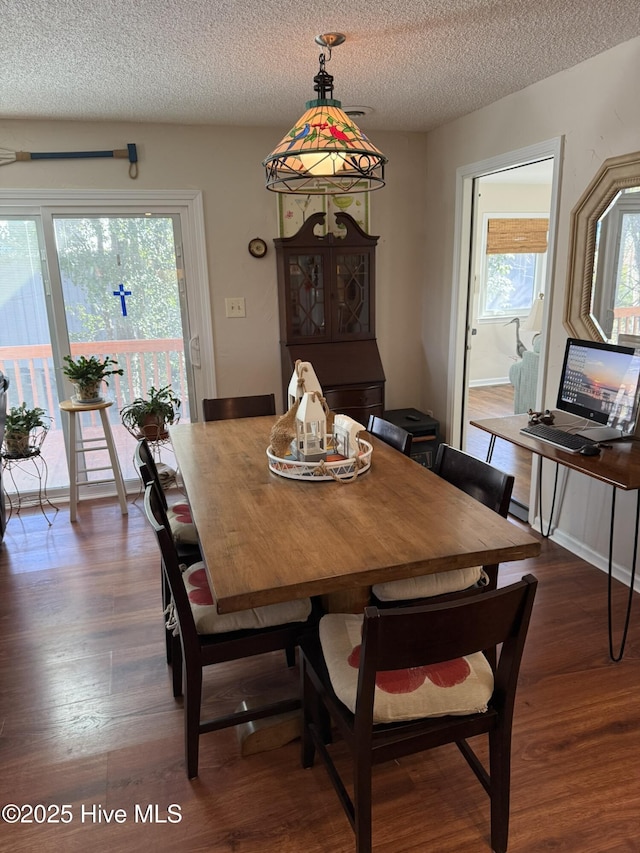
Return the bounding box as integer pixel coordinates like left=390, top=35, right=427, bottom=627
left=592, top=189, right=640, bottom=341
left=478, top=215, right=548, bottom=320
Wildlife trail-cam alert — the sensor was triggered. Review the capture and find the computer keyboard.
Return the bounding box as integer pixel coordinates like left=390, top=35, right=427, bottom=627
left=519, top=422, right=597, bottom=453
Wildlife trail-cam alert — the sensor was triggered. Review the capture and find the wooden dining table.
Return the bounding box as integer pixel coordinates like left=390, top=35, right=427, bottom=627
left=169, top=416, right=540, bottom=614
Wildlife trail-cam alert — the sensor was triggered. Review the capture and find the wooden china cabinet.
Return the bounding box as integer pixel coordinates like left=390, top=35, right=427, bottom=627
left=274, top=211, right=385, bottom=424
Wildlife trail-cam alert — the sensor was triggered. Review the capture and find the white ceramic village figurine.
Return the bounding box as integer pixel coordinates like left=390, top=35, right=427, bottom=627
left=271, top=359, right=329, bottom=458
left=293, top=391, right=327, bottom=462
left=332, top=414, right=366, bottom=459
left=287, top=360, right=323, bottom=409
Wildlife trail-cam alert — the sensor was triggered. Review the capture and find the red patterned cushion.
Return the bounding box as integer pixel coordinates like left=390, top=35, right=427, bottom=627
left=181, top=563, right=312, bottom=634
left=166, top=502, right=199, bottom=545
left=319, top=613, right=493, bottom=723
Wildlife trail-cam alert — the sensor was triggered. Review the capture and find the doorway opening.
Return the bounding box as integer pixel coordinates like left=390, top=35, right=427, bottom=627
left=449, top=139, right=563, bottom=519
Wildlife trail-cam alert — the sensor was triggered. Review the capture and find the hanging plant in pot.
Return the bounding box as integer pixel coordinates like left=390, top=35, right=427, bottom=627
left=62, top=354, right=123, bottom=403
left=120, top=385, right=181, bottom=441
left=3, top=402, right=50, bottom=458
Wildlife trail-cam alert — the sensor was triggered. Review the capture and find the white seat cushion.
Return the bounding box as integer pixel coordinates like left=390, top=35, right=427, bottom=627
left=372, top=566, right=488, bottom=601
left=182, top=562, right=312, bottom=634
left=319, top=613, right=493, bottom=724
left=166, top=501, right=199, bottom=545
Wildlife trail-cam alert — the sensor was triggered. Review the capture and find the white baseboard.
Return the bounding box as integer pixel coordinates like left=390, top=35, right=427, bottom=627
left=469, top=378, right=511, bottom=388
left=532, top=517, right=640, bottom=593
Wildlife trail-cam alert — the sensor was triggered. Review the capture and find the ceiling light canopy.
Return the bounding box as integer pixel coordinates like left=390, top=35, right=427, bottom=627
left=263, top=34, right=387, bottom=195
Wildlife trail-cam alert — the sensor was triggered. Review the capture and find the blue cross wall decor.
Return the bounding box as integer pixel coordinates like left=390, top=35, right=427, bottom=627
left=113, top=283, right=132, bottom=316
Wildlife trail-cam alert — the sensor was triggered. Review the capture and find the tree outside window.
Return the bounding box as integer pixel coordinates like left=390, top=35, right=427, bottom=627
left=478, top=215, right=548, bottom=320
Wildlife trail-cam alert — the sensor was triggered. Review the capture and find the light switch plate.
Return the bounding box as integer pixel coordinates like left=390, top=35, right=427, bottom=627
left=225, top=297, right=246, bottom=318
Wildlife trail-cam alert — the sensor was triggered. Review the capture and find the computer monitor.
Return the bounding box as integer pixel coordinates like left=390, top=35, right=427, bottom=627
left=556, top=337, right=640, bottom=441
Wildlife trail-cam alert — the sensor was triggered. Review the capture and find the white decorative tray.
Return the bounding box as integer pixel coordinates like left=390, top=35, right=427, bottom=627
left=267, top=439, right=373, bottom=481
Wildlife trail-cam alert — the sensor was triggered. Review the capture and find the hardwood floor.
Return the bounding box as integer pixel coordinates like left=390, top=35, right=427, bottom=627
left=1, top=498, right=639, bottom=852
left=466, top=384, right=533, bottom=507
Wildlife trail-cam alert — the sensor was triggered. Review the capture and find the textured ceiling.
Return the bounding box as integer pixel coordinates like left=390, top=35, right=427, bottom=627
left=2, top=0, right=640, bottom=133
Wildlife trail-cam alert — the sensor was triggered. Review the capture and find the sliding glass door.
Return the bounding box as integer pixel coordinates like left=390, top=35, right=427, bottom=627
left=0, top=200, right=206, bottom=497
left=52, top=213, right=193, bottom=413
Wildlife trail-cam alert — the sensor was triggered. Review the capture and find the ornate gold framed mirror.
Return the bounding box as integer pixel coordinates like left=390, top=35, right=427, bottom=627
left=564, top=150, right=640, bottom=342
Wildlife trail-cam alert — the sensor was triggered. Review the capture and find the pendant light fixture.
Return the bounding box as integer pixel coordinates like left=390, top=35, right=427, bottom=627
left=262, top=33, right=387, bottom=194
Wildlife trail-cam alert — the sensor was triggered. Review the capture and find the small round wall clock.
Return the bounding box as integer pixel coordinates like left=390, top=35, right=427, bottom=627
left=248, top=238, right=267, bottom=258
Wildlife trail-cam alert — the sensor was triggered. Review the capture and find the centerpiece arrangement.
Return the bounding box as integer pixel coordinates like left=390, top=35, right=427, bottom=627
left=62, top=354, right=123, bottom=403
left=267, top=360, right=372, bottom=482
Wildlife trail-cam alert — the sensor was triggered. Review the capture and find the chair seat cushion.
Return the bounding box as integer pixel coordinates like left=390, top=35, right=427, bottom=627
left=167, top=502, right=199, bottom=545
left=183, top=563, right=312, bottom=634
left=319, top=613, right=493, bottom=723
left=372, top=566, right=487, bottom=601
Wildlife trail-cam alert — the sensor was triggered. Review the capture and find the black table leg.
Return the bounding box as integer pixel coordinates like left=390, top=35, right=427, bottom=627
left=607, top=487, right=639, bottom=662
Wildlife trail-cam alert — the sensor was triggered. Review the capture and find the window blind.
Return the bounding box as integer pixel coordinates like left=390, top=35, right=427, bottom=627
left=486, top=218, right=549, bottom=254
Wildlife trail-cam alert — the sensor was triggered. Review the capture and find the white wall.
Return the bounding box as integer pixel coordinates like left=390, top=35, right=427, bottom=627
left=423, top=35, right=640, bottom=585
left=0, top=120, right=428, bottom=412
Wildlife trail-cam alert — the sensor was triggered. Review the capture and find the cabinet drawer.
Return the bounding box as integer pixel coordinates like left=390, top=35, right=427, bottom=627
left=324, top=384, right=383, bottom=410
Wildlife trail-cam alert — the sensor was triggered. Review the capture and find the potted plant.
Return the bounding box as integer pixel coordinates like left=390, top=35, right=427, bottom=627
left=3, top=402, right=49, bottom=457
left=120, top=384, right=181, bottom=441
left=62, top=354, right=123, bottom=403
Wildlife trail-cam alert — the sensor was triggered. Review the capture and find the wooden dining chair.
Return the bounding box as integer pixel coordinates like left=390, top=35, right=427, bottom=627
left=202, top=393, right=276, bottom=421
left=135, top=439, right=201, bottom=680
left=300, top=574, right=538, bottom=853
left=366, top=415, right=412, bottom=456
left=372, top=443, right=515, bottom=604
left=143, top=482, right=317, bottom=778
left=135, top=438, right=200, bottom=554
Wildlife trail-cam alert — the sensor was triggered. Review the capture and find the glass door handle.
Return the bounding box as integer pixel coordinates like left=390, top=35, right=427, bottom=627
left=189, top=335, right=201, bottom=368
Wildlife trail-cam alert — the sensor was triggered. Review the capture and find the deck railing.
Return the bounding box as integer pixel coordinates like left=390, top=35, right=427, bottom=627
left=0, top=338, right=190, bottom=422
left=612, top=307, right=640, bottom=340
left=0, top=339, right=189, bottom=496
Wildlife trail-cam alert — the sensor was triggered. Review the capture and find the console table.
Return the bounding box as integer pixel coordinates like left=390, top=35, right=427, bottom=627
left=471, top=413, right=640, bottom=661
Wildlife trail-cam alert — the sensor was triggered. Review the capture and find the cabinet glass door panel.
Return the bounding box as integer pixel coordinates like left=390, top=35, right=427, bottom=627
left=276, top=213, right=383, bottom=423
left=288, top=253, right=326, bottom=338
left=335, top=253, right=370, bottom=336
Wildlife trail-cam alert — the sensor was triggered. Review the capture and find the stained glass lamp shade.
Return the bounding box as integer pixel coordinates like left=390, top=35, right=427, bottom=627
left=263, top=38, right=387, bottom=194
